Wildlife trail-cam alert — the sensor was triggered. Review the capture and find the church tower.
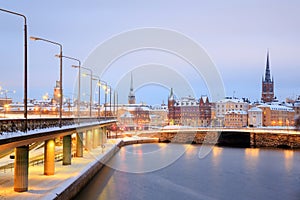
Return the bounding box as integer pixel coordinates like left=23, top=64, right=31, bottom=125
left=128, top=73, right=136, bottom=104
left=168, top=88, right=176, bottom=124
left=261, top=51, right=274, bottom=103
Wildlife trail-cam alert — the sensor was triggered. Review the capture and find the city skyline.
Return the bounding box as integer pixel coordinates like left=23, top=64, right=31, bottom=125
left=1, top=1, right=299, bottom=105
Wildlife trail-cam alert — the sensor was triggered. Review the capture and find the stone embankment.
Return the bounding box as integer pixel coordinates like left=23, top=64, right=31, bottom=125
left=139, top=130, right=300, bottom=149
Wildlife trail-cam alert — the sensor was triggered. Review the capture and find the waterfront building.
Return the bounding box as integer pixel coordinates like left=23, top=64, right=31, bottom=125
left=258, top=104, right=295, bottom=126
left=117, top=104, right=150, bottom=130
left=224, top=110, right=248, bottom=127
left=215, top=97, right=249, bottom=126
left=293, top=96, right=300, bottom=118
left=199, top=96, right=212, bottom=127
left=248, top=107, right=263, bottom=127
left=149, top=103, right=168, bottom=127
left=167, top=88, right=212, bottom=127
left=261, top=51, right=275, bottom=103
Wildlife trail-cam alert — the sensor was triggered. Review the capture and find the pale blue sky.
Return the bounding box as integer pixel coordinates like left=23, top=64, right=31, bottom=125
left=0, top=0, right=299, bottom=104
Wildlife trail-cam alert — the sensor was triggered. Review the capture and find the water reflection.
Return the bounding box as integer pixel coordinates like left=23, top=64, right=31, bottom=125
left=244, top=148, right=260, bottom=172
left=106, top=143, right=190, bottom=173
left=76, top=144, right=300, bottom=200
left=211, top=146, right=223, bottom=167
left=284, top=150, right=294, bottom=173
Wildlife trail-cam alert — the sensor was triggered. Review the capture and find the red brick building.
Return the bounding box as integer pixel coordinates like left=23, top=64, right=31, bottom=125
left=168, top=88, right=212, bottom=127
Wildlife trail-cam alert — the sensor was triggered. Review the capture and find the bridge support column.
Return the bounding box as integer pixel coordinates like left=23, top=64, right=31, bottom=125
left=76, top=132, right=83, bottom=157
left=63, top=135, right=72, bottom=165
left=99, top=128, right=103, bottom=146
left=103, top=127, right=107, bottom=144
left=85, top=130, right=93, bottom=151
left=93, top=129, right=99, bottom=148
left=14, top=145, right=29, bottom=192
left=44, top=139, right=55, bottom=175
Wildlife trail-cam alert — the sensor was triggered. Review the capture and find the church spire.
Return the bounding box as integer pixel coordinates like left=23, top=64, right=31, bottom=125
left=128, top=73, right=136, bottom=104
left=168, top=88, right=174, bottom=100
left=130, top=73, right=134, bottom=93
left=261, top=50, right=275, bottom=103
left=264, top=50, right=271, bottom=83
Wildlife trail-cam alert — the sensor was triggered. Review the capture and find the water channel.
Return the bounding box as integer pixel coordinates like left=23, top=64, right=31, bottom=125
left=75, top=143, right=300, bottom=200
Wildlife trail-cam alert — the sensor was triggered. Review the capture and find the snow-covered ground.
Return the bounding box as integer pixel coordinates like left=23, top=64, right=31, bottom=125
left=0, top=139, right=120, bottom=199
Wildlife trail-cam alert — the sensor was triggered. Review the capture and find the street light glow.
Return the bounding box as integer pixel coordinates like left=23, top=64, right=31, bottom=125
left=29, top=36, right=40, bottom=41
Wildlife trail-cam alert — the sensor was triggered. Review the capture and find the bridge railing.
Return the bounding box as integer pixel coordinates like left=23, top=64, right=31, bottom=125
left=0, top=116, right=116, bottom=134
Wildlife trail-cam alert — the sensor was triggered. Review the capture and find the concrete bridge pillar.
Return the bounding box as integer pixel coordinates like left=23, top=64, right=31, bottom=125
left=93, top=128, right=99, bottom=148
left=14, top=145, right=29, bottom=192
left=63, top=135, right=72, bottom=165
left=85, top=130, right=93, bottom=151
left=103, top=127, right=107, bottom=144
left=99, top=128, right=103, bottom=146
left=44, top=139, right=55, bottom=175
left=76, top=132, right=83, bottom=157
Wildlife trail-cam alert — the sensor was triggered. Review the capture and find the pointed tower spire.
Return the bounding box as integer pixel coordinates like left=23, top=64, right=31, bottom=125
left=261, top=50, right=275, bottom=103
left=264, top=50, right=271, bottom=83
left=168, top=88, right=174, bottom=100
left=130, top=73, right=134, bottom=92
left=128, top=73, right=136, bottom=104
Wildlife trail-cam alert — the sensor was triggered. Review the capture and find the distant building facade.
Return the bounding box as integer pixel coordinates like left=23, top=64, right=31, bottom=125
left=199, top=96, right=212, bottom=127
left=149, top=103, right=168, bottom=127
left=293, top=96, right=300, bottom=118
left=118, top=104, right=150, bottom=130
left=215, top=97, right=249, bottom=126
left=224, top=110, right=248, bottom=128
left=258, top=104, right=295, bottom=126
left=248, top=107, right=263, bottom=127
left=53, top=80, right=61, bottom=104
left=167, top=88, right=212, bottom=127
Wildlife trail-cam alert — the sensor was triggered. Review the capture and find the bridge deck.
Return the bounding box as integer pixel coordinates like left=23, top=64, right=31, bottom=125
left=0, top=119, right=117, bottom=151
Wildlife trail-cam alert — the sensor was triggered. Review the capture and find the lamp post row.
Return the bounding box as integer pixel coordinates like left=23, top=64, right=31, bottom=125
left=1, top=8, right=117, bottom=129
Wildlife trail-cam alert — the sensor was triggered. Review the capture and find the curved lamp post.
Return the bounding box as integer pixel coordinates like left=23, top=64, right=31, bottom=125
left=92, top=75, right=101, bottom=118
left=81, top=67, right=93, bottom=117
left=56, top=55, right=81, bottom=121
left=30, top=36, right=63, bottom=127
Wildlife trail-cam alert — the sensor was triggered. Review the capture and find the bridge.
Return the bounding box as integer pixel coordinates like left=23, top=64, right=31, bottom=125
left=1, top=118, right=300, bottom=195
left=0, top=117, right=116, bottom=192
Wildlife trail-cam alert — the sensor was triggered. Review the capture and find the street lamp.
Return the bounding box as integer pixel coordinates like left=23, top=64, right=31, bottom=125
left=30, top=36, right=63, bottom=127
left=0, top=8, right=28, bottom=132
left=100, top=81, right=108, bottom=119
left=92, top=75, right=101, bottom=118
left=81, top=67, right=93, bottom=117
left=56, top=55, right=81, bottom=122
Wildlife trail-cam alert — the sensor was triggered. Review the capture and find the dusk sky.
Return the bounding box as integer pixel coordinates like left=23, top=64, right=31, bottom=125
left=1, top=1, right=299, bottom=105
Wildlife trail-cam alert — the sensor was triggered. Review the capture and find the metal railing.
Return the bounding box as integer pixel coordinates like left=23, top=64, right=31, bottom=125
left=0, top=116, right=116, bottom=134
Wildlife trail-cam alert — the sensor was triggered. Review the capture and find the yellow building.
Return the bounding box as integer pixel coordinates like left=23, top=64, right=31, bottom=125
left=258, top=104, right=295, bottom=127
left=224, top=110, right=248, bottom=128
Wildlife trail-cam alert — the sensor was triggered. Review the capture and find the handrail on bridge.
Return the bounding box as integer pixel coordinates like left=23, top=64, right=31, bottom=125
left=0, top=116, right=117, bottom=134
